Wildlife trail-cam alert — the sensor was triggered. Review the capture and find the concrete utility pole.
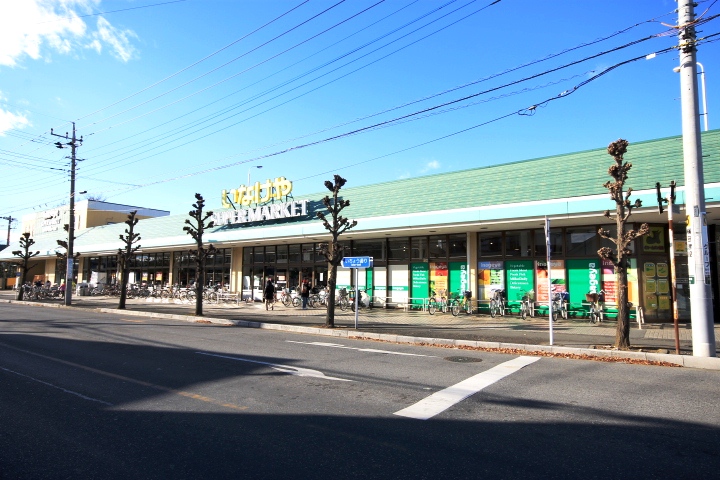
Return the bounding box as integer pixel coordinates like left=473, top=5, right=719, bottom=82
left=677, top=0, right=716, bottom=357
left=1, top=216, right=13, bottom=246
left=51, top=123, right=82, bottom=307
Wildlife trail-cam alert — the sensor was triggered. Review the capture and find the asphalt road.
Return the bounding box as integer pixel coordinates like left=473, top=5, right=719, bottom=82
left=1, top=304, right=719, bottom=479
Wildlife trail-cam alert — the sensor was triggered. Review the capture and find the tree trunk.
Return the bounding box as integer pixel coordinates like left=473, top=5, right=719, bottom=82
left=195, top=260, right=204, bottom=316
left=118, top=267, right=129, bottom=309
left=325, top=262, right=338, bottom=327
left=614, top=263, right=630, bottom=349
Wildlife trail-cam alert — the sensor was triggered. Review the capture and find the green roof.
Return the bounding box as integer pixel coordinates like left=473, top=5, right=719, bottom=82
left=3, top=129, right=719, bottom=259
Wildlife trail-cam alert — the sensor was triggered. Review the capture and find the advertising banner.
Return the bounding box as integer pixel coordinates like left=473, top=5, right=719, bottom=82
left=566, top=259, right=602, bottom=304
left=449, top=262, right=468, bottom=300
left=536, top=260, right=565, bottom=302
left=478, top=260, right=504, bottom=301
left=430, top=262, right=448, bottom=297
left=410, top=263, right=429, bottom=306
left=505, top=260, right=534, bottom=303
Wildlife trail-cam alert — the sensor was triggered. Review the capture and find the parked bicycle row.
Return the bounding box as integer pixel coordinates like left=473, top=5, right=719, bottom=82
left=425, top=288, right=613, bottom=324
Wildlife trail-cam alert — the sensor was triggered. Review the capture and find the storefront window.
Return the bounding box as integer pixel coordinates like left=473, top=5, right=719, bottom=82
left=265, top=245, right=276, bottom=264
left=479, top=233, right=502, bottom=257
left=505, top=231, right=534, bottom=257
left=243, top=246, right=253, bottom=265
left=565, top=227, right=597, bottom=256
left=289, top=244, right=301, bottom=263
left=301, top=244, right=314, bottom=262
left=448, top=234, right=467, bottom=258
left=411, top=237, right=428, bottom=260
left=535, top=228, right=563, bottom=256
left=388, top=237, right=410, bottom=261
left=253, top=246, right=264, bottom=264
left=429, top=235, right=447, bottom=259
left=276, top=245, right=288, bottom=264
left=353, top=240, right=385, bottom=261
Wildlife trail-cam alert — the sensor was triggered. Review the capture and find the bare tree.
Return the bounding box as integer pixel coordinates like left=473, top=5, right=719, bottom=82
left=12, top=232, right=40, bottom=300
left=598, top=139, right=649, bottom=350
left=183, top=193, right=215, bottom=316
left=317, top=175, right=357, bottom=328
left=56, top=224, right=80, bottom=282
left=117, top=211, right=141, bottom=310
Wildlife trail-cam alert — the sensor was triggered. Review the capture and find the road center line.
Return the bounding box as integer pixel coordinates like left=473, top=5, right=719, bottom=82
left=394, top=356, right=541, bottom=420
left=285, top=340, right=436, bottom=357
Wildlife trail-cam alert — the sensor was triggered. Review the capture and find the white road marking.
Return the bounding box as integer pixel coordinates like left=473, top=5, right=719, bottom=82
left=394, top=356, right=541, bottom=420
left=286, top=340, right=436, bottom=357
left=1, top=366, right=114, bottom=406
left=195, top=351, right=352, bottom=382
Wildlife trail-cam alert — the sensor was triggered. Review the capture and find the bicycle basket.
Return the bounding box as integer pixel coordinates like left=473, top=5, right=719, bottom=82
left=493, top=289, right=505, bottom=299
left=585, top=292, right=598, bottom=302
left=463, top=290, right=472, bottom=299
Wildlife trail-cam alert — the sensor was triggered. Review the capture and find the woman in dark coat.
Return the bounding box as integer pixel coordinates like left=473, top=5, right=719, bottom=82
left=264, top=278, right=276, bottom=310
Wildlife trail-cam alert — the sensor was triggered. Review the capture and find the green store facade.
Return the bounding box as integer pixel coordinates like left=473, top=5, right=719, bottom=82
left=3, top=130, right=720, bottom=322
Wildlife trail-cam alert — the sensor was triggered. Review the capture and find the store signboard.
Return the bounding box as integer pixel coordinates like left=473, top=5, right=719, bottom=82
left=449, top=262, right=468, bottom=299
left=215, top=176, right=310, bottom=226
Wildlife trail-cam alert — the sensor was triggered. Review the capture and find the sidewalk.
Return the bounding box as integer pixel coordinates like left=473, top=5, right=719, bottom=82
left=2, top=291, right=719, bottom=369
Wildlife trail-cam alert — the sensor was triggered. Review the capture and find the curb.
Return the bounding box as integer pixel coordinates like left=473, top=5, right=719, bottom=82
left=3, top=299, right=720, bottom=370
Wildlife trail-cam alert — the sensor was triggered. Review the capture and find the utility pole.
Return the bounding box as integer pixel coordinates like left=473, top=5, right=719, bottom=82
left=677, top=0, right=716, bottom=357
left=51, top=123, right=82, bottom=306
left=1, top=216, right=13, bottom=246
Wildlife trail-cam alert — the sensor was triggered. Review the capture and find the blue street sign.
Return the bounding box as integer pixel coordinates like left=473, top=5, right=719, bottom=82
left=341, top=256, right=373, bottom=268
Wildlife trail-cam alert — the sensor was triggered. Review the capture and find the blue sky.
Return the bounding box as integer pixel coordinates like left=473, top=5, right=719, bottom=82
left=0, top=0, right=717, bottom=242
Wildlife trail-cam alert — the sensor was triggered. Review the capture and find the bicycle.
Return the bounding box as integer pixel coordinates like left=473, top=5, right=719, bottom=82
left=586, top=290, right=605, bottom=324
left=350, top=289, right=369, bottom=312
left=489, top=289, right=506, bottom=318
left=335, top=288, right=350, bottom=311
left=451, top=290, right=473, bottom=316
left=520, top=290, right=535, bottom=320
left=427, top=289, right=447, bottom=315
left=550, top=290, right=569, bottom=321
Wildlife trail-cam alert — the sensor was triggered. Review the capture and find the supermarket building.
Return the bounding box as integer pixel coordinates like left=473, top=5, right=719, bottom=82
left=2, top=130, right=720, bottom=322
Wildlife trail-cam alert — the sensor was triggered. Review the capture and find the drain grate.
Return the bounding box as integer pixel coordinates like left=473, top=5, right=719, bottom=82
left=443, top=356, right=483, bottom=363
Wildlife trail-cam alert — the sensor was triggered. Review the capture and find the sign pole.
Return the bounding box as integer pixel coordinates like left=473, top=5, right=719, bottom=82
left=354, top=268, right=359, bottom=329
left=545, top=216, right=554, bottom=346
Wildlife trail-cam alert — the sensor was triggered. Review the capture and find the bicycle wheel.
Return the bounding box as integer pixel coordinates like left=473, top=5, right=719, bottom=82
left=292, top=297, right=301, bottom=307
left=428, top=300, right=436, bottom=315
left=521, top=302, right=527, bottom=320
left=551, top=303, right=559, bottom=322
left=450, top=300, right=460, bottom=316
left=489, top=299, right=498, bottom=318
left=282, top=295, right=291, bottom=307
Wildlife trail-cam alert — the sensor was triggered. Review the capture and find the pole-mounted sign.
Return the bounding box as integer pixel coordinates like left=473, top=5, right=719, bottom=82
left=341, top=256, right=373, bottom=269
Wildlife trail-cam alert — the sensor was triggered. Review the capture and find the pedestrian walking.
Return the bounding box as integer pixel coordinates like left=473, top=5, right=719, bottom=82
left=300, top=279, right=310, bottom=309
left=264, top=277, right=276, bottom=310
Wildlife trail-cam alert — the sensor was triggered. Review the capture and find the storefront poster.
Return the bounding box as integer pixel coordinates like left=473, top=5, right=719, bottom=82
left=505, top=260, right=534, bottom=303
left=478, top=260, right=504, bottom=301
left=657, top=278, right=669, bottom=294
left=656, top=263, right=668, bottom=277
left=644, top=262, right=656, bottom=277
left=430, top=262, right=448, bottom=296
left=535, top=260, right=565, bottom=302
left=449, top=262, right=468, bottom=299
left=643, top=226, right=665, bottom=253
left=601, top=258, right=617, bottom=304
left=410, top=263, right=429, bottom=305
left=566, top=259, right=602, bottom=305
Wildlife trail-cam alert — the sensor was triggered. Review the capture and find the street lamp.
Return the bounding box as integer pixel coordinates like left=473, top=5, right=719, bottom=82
left=248, top=165, right=263, bottom=186
left=674, top=62, right=709, bottom=131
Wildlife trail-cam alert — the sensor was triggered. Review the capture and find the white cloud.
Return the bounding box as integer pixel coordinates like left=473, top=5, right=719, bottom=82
left=93, top=17, right=137, bottom=62
left=420, top=160, right=441, bottom=173
left=0, top=92, right=31, bottom=135
left=0, top=0, right=137, bottom=67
